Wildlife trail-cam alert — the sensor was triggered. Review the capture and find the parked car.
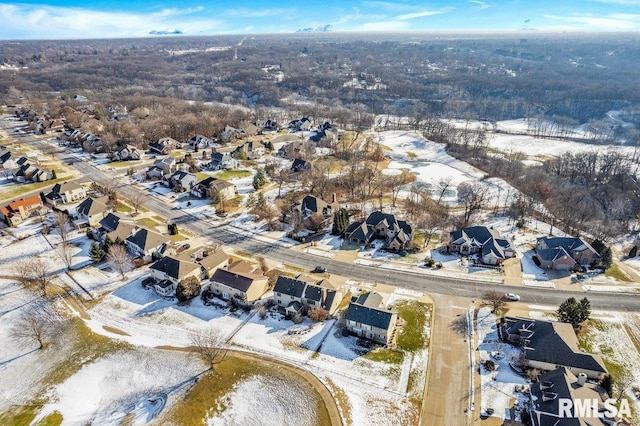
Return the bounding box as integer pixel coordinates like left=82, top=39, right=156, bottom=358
left=312, top=265, right=327, bottom=273
left=504, top=293, right=520, bottom=301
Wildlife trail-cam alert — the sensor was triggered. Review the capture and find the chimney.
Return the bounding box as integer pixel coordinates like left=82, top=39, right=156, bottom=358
left=332, top=193, right=336, bottom=203
left=577, top=373, right=587, bottom=386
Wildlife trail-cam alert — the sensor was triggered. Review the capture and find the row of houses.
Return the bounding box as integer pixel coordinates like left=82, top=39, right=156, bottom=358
left=0, top=147, right=54, bottom=183
left=447, top=225, right=601, bottom=270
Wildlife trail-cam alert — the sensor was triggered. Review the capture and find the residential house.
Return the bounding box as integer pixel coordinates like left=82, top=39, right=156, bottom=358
left=290, top=194, right=339, bottom=229
left=188, top=134, right=214, bottom=150
left=233, top=141, right=265, bottom=160
left=97, top=213, right=136, bottom=243
left=75, top=196, right=111, bottom=227
left=288, top=117, right=311, bottom=132
left=527, top=367, right=619, bottom=426
left=499, top=317, right=608, bottom=380
left=125, top=227, right=170, bottom=261
left=278, top=140, right=306, bottom=159
left=273, top=275, right=343, bottom=317
left=208, top=152, right=238, bottom=170
left=164, top=170, right=196, bottom=192
left=255, top=119, right=280, bottom=132
left=38, top=119, right=65, bottom=134
left=33, top=169, right=53, bottom=182
left=149, top=256, right=201, bottom=296
left=198, top=250, right=230, bottom=279
left=344, top=211, right=414, bottom=252
left=149, top=137, right=179, bottom=155
left=535, top=236, right=600, bottom=269
left=44, top=181, right=87, bottom=206
left=344, top=291, right=398, bottom=345
left=14, top=163, right=40, bottom=182
left=290, top=158, right=310, bottom=174
left=0, top=196, right=48, bottom=226
left=220, top=125, right=245, bottom=143
left=207, top=266, right=269, bottom=306
left=147, top=157, right=177, bottom=179
left=191, top=176, right=236, bottom=201
left=448, top=226, right=515, bottom=265
left=111, top=144, right=141, bottom=161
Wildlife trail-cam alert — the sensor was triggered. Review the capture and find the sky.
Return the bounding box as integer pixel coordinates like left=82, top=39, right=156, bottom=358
left=0, top=0, right=639, bottom=40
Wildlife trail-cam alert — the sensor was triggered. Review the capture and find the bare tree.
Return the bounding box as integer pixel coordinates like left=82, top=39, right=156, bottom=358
left=106, top=244, right=133, bottom=280
left=11, top=303, right=55, bottom=349
left=483, top=291, right=507, bottom=314
left=57, top=243, right=75, bottom=270
left=53, top=211, right=72, bottom=246
left=190, top=328, right=227, bottom=371
left=29, top=258, right=51, bottom=297
left=15, top=259, right=33, bottom=288
left=123, top=188, right=146, bottom=215
left=458, top=182, right=488, bottom=227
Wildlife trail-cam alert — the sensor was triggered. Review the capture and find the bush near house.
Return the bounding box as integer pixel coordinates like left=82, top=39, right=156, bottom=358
left=176, top=276, right=201, bottom=302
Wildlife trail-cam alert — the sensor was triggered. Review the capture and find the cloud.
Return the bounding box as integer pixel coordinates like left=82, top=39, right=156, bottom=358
left=543, top=13, right=640, bottom=30
left=0, top=4, right=223, bottom=39
left=396, top=9, right=451, bottom=21
left=469, top=0, right=490, bottom=10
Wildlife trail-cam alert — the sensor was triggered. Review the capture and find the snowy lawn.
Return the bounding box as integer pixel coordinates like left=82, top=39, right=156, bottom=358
left=476, top=307, right=527, bottom=421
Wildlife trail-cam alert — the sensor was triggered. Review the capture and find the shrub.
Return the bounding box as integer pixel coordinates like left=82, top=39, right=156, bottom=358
left=258, top=305, right=268, bottom=319
left=483, top=360, right=496, bottom=371
left=424, top=257, right=435, bottom=267
left=176, top=276, right=201, bottom=302
left=308, top=307, right=329, bottom=322
left=292, top=313, right=303, bottom=324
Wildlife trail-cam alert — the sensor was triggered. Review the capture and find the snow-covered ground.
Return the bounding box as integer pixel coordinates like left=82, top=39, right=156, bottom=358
left=476, top=307, right=527, bottom=421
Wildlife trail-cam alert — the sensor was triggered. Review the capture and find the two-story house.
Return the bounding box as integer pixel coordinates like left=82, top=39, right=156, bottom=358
left=273, top=275, right=342, bottom=317
left=146, top=157, right=177, bottom=179
left=0, top=196, right=48, bottom=226
left=125, top=227, right=170, bottom=262
left=207, top=266, right=269, bottom=306
left=191, top=176, right=236, bottom=201
left=75, top=196, right=112, bottom=227
left=44, top=182, right=87, bottom=207
left=344, top=211, right=414, bottom=252
left=289, top=194, right=339, bottom=229
left=164, top=170, right=196, bottom=192
left=344, top=291, right=398, bottom=346
left=149, top=255, right=202, bottom=296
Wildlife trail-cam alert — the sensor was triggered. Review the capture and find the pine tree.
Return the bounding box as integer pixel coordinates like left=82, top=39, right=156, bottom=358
left=591, top=239, right=612, bottom=269
left=253, top=169, right=266, bottom=190
left=332, top=208, right=350, bottom=235
left=89, top=241, right=105, bottom=263
left=557, top=297, right=591, bottom=328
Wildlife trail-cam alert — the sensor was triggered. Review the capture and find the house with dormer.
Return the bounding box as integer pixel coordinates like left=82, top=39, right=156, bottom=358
left=149, top=256, right=202, bottom=296
left=75, top=196, right=111, bottom=227
left=111, top=144, right=141, bottom=161
left=233, top=140, right=265, bottom=160
left=289, top=194, right=339, bottom=229
left=499, top=317, right=607, bottom=380
left=149, top=137, right=179, bottom=155
left=448, top=226, right=515, bottom=265
left=44, top=182, right=87, bottom=206
left=207, top=152, right=238, bottom=170
left=535, top=236, right=600, bottom=270
left=191, top=176, right=236, bottom=201
left=146, top=157, right=177, bottom=179
left=344, top=211, right=414, bottom=252
left=164, top=170, right=196, bottom=192
left=188, top=134, right=214, bottom=150
left=125, top=227, right=170, bottom=261
left=273, top=275, right=343, bottom=317
left=344, top=291, right=398, bottom=345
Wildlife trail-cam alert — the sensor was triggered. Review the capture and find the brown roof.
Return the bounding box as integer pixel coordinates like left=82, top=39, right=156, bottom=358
left=198, top=250, right=229, bottom=271
left=107, top=222, right=136, bottom=242
left=1, top=196, right=44, bottom=216
left=227, top=260, right=259, bottom=275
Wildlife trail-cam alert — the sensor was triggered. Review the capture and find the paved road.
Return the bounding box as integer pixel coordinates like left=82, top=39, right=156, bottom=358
left=9, top=125, right=638, bottom=313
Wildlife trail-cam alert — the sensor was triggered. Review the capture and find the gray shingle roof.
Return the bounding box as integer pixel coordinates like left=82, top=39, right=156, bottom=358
left=274, top=276, right=307, bottom=298
left=150, top=256, right=200, bottom=281
left=211, top=268, right=257, bottom=293
left=503, top=317, right=607, bottom=374
left=346, top=303, right=394, bottom=330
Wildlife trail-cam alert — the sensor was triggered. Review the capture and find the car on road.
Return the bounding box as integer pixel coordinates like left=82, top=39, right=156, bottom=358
left=312, top=265, right=327, bottom=273
left=504, top=293, right=520, bottom=301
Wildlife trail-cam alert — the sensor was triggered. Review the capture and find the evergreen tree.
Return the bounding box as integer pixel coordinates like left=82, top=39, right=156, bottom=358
left=591, top=239, right=612, bottom=269
left=255, top=192, right=266, bottom=212
left=245, top=193, right=257, bottom=210
left=89, top=241, right=105, bottom=263
left=557, top=297, right=591, bottom=328
left=331, top=208, right=350, bottom=235
left=253, top=169, right=266, bottom=190
left=51, top=169, right=57, bottom=179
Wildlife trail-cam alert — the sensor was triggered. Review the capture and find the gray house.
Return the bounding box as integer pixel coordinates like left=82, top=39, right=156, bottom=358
left=344, top=292, right=397, bottom=345
left=448, top=226, right=515, bottom=265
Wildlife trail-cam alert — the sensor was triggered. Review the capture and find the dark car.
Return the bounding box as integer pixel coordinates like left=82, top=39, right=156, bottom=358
left=312, top=266, right=327, bottom=273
